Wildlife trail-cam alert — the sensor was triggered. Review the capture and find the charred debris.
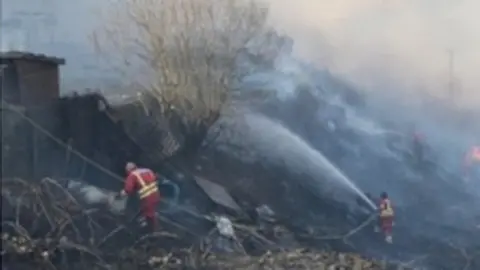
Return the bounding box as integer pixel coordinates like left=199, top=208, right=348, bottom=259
left=1, top=51, right=479, bottom=269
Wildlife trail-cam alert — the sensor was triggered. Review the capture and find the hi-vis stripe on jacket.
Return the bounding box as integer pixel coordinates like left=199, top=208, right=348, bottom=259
left=380, top=199, right=394, bottom=217
left=131, top=169, right=158, bottom=200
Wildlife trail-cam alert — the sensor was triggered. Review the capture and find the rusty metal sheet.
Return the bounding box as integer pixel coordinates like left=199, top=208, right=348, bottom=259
left=193, top=176, right=241, bottom=212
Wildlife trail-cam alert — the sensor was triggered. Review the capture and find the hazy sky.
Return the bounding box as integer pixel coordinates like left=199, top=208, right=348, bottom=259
left=2, top=0, right=94, bottom=44
left=265, top=0, right=480, bottom=106
left=2, top=0, right=480, bottom=105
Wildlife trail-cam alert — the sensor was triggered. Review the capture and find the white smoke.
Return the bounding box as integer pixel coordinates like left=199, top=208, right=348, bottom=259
left=67, top=180, right=127, bottom=214
left=212, top=109, right=376, bottom=210
left=265, top=0, right=480, bottom=108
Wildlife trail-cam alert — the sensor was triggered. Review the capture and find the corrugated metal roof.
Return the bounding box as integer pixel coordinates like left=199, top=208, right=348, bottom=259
left=194, top=176, right=241, bottom=212
left=0, top=51, right=65, bottom=65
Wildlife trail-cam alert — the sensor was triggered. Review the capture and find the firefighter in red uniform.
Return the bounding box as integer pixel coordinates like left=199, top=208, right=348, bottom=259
left=464, top=146, right=480, bottom=180
left=379, top=192, right=394, bottom=244
left=118, top=162, right=160, bottom=233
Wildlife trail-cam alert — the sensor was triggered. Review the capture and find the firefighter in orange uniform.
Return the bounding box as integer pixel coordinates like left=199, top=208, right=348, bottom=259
left=464, top=146, right=480, bottom=180
left=119, top=162, right=160, bottom=233
left=379, top=192, right=394, bottom=244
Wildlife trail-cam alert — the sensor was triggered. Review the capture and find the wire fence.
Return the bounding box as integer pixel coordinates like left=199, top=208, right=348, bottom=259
left=1, top=99, right=218, bottom=236
left=1, top=94, right=184, bottom=188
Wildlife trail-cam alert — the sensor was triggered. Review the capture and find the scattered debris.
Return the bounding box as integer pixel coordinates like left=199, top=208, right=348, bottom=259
left=256, top=204, right=276, bottom=222
left=215, top=215, right=235, bottom=239
left=1, top=177, right=421, bottom=269
left=203, top=249, right=409, bottom=270
left=194, top=176, right=242, bottom=212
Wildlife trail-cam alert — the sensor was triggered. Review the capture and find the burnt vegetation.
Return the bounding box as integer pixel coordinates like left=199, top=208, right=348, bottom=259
left=2, top=0, right=480, bottom=269
left=0, top=176, right=413, bottom=270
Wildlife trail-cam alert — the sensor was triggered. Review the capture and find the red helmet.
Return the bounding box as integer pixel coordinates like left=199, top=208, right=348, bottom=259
left=125, top=162, right=137, bottom=172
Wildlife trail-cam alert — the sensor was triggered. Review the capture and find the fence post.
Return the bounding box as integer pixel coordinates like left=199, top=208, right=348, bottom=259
left=32, top=126, right=38, bottom=178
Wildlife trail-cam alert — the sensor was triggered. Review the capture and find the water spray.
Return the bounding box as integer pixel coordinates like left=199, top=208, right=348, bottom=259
left=217, top=111, right=378, bottom=210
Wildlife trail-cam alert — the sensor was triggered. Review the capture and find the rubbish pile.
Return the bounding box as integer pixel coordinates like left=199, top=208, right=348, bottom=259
left=1, top=176, right=417, bottom=270
left=203, top=250, right=410, bottom=270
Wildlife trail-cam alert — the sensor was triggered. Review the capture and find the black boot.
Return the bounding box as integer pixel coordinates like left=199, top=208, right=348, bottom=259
left=146, top=217, right=156, bottom=233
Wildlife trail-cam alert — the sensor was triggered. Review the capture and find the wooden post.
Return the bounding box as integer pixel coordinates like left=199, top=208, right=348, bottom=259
left=32, top=127, right=38, bottom=178
left=25, top=109, right=39, bottom=180
left=63, top=138, right=72, bottom=177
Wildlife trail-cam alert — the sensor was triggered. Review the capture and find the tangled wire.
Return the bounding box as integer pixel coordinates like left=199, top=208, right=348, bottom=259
left=0, top=177, right=194, bottom=269
left=0, top=177, right=300, bottom=270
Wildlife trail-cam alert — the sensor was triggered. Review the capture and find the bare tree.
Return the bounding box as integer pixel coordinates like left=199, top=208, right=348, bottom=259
left=92, top=0, right=268, bottom=151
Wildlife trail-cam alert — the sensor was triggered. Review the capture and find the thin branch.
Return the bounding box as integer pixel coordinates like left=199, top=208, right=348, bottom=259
left=92, top=0, right=268, bottom=143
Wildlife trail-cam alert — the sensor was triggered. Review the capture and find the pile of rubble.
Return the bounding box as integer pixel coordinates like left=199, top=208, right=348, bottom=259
left=1, top=177, right=416, bottom=270
left=1, top=235, right=410, bottom=270
left=1, top=233, right=410, bottom=270
left=204, top=250, right=411, bottom=270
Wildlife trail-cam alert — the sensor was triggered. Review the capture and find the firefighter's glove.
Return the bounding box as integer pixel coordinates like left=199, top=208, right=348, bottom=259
left=116, top=190, right=127, bottom=199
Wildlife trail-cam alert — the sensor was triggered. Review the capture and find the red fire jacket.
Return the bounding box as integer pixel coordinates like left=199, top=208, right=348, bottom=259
left=123, top=168, right=160, bottom=218
left=379, top=198, right=394, bottom=234
left=379, top=198, right=394, bottom=217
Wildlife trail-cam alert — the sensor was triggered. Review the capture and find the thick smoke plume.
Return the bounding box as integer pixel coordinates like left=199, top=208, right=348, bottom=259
left=260, top=0, right=479, bottom=189
left=265, top=0, right=480, bottom=108
left=67, top=180, right=127, bottom=214
left=4, top=0, right=480, bottom=109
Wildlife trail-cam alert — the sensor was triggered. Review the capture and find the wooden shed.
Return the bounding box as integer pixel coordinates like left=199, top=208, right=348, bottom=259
left=0, top=51, right=65, bottom=107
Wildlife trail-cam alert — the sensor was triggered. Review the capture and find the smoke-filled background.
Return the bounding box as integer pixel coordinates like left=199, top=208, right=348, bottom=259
left=3, top=0, right=479, bottom=214
left=3, top=0, right=480, bottom=105
left=266, top=0, right=480, bottom=106
left=3, top=0, right=479, bottom=134
left=3, top=0, right=478, bottom=196
left=2, top=0, right=480, bottom=262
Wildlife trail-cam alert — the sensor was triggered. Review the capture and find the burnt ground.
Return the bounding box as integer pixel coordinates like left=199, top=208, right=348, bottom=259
left=185, top=149, right=480, bottom=270
left=0, top=175, right=400, bottom=270
left=1, top=91, right=479, bottom=269
left=1, top=145, right=480, bottom=270
left=2, top=95, right=479, bottom=269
